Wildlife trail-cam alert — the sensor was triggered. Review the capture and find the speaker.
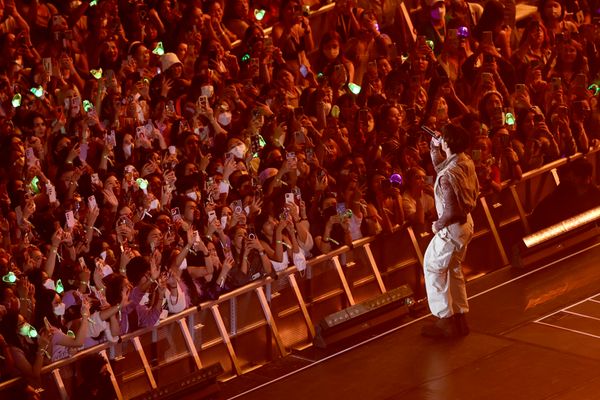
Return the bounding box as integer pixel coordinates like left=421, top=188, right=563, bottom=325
left=314, top=285, right=414, bottom=348
left=131, top=363, right=223, bottom=400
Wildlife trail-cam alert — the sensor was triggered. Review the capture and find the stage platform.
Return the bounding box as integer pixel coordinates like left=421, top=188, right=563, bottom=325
left=218, top=240, right=600, bottom=400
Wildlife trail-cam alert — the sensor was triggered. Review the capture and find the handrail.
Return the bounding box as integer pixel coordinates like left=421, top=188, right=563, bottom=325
left=499, top=147, right=600, bottom=189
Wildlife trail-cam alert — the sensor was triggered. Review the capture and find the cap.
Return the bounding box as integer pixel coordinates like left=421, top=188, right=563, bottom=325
left=161, top=53, right=182, bottom=73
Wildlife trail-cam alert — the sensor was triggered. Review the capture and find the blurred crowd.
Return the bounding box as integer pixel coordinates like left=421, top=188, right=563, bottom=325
left=0, top=0, right=599, bottom=393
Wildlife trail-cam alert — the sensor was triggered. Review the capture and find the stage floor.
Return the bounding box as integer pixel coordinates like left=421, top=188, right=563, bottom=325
left=219, top=241, right=600, bottom=400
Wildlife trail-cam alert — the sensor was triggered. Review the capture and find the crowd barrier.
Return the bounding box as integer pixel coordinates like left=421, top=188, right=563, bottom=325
left=1, top=147, right=597, bottom=399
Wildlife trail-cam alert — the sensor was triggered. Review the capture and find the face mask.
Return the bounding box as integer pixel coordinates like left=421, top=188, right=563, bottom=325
left=123, top=144, right=133, bottom=157
left=179, top=258, right=188, bottom=270
left=218, top=112, right=232, bottom=126
left=324, top=48, right=339, bottom=60
left=430, top=6, right=446, bottom=21
left=229, top=143, right=246, bottom=159
left=149, top=199, right=159, bottom=210
left=322, top=102, right=332, bottom=116
left=43, top=279, right=56, bottom=291
left=187, top=191, right=199, bottom=201
left=54, top=303, right=66, bottom=316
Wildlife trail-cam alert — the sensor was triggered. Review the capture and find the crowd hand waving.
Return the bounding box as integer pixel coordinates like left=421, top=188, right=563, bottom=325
left=223, top=255, right=234, bottom=273
left=249, top=196, right=263, bottom=215
left=222, top=156, right=237, bottom=180
left=119, top=247, right=136, bottom=272
left=141, top=159, right=160, bottom=177
left=102, top=187, right=118, bottom=211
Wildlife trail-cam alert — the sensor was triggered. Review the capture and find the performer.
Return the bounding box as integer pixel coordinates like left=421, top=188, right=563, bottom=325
left=422, top=124, right=479, bottom=338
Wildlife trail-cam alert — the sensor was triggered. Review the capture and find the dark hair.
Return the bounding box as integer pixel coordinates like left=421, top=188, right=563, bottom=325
left=442, top=124, right=471, bottom=154
left=33, top=288, right=61, bottom=332
left=103, top=273, right=127, bottom=306
left=125, top=256, right=150, bottom=286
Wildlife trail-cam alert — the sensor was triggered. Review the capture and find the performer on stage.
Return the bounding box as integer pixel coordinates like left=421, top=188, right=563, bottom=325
left=421, top=124, right=479, bottom=338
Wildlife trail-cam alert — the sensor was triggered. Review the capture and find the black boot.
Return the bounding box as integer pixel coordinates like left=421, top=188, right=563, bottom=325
left=453, top=313, right=469, bottom=336
left=421, top=317, right=458, bottom=339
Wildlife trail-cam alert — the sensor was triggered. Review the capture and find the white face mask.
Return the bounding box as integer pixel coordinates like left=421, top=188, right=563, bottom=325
left=149, top=199, right=159, bottom=210
left=229, top=143, right=247, bottom=159
left=43, top=279, right=56, bottom=291
left=123, top=144, right=133, bottom=157
left=53, top=303, right=66, bottom=316
left=218, top=112, right=232, bottom=126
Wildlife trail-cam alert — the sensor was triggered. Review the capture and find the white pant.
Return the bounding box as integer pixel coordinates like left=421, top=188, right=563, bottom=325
left=423, top=215, right=473, bottom=318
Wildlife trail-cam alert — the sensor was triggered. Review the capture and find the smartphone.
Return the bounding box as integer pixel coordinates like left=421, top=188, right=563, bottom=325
left=515, top=83, right=527, bottom=95
left=197, top=95, right=209, bottom=110
left=65, top=211, right=75, bottom=229
left=359, top=109, right=369, bottom=124
left=171, top=207, right=182, bottom=222
left=299, top=64, right=309, bottom=78
left=247, top=225, right=256, bottom=240
left=42, top=58, right=53, bottom=75
left=192, top=230, right=200, bottom=244
left=482, top=72, right=494, bottom=84
left=231, top=200, right=243, bottom=215
left=551, top=77, right=562, bottom=91
left=207, top=210, right=217, bottom=222
left=107, top=130, right=117, bottom=147
left=88, top=195, right=97, bottom=210
left=47, top=184, right=57, bottom=203
left=295, top=130, right=306, bottom=144
left=285, top=192, right=295, bottom=204
left=79, top=143, right=88, bottom=162
left=472, top=149, right=481, bottom=162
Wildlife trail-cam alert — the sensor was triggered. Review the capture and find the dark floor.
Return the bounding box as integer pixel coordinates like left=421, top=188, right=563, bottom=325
left=218, top=240, right=600, bottom=400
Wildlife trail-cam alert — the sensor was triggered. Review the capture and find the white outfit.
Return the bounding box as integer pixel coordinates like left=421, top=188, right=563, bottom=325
left=423, top=215, right=473, bottom=318
left=424, top=150, right=478, bottom=319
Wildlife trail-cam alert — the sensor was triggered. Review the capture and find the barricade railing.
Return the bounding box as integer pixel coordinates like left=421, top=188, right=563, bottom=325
left=2, top=147, right=599, bottom=398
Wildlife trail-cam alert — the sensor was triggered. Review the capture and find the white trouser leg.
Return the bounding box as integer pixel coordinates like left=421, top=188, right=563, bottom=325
left=423, top=217, right=473, bottom=318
